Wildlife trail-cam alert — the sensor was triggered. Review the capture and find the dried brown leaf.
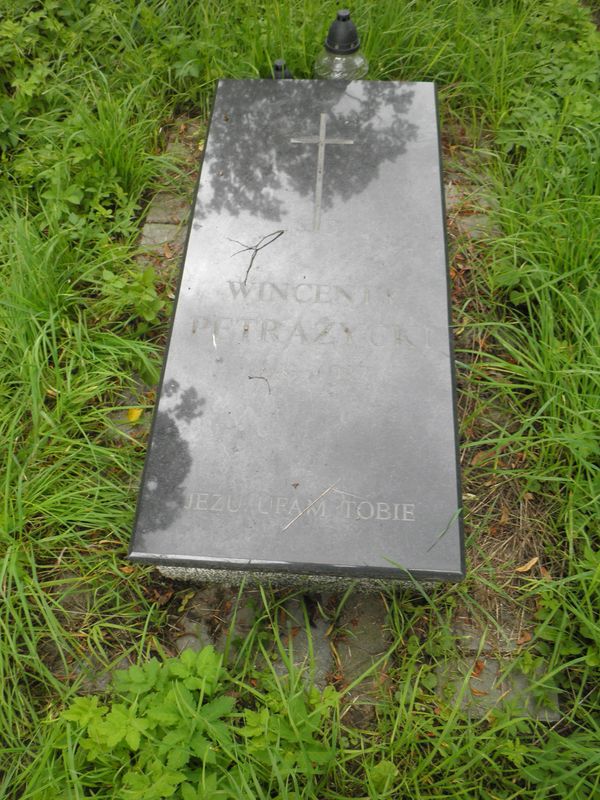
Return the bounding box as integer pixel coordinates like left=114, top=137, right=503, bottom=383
left=471, top=659, right=486, bottom=678
left=472, top=449, right=495, bottom=466
left=156, top=589, right=174, bottom=607
left=515, top=556, right=539, bottom=573
left=517, top=631, right=532, bottom=645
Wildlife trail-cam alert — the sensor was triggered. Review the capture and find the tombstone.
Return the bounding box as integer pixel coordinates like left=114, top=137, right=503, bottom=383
left=129, top=79, right=464, bottom=586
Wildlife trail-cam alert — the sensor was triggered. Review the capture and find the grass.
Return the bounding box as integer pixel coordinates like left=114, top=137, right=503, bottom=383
left=0, top=0, right=599, bottom=797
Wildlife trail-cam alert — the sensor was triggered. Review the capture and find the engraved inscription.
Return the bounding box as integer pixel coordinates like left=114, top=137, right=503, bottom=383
left=183, top=491, right=416, bottom=522
left=194, top=315, right=428, bottom=349
left=228, top=280, right=377, bottom=306
left=200, top=280, right=436, bottom=351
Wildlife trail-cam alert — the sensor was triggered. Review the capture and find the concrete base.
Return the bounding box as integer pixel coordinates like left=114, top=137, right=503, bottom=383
left=157, top=565, right=428, bottom=592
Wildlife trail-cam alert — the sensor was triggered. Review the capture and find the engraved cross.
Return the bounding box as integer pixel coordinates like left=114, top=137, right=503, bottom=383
left=291, top=113, right=354, bottom=231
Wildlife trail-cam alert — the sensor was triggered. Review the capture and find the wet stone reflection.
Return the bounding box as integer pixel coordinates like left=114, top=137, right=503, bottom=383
left=136, top=381, right=205, bottom=536
left=195, top=80, right=418, bottom=223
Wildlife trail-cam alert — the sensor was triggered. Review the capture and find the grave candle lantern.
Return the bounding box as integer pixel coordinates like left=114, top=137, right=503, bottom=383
left=314, top=9, right=369, bottom=80
left=273, top=59, right=293, bottom=79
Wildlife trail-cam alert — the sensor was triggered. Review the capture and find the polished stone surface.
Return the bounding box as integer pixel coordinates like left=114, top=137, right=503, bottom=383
left=130, top=79, right=463, bottom=581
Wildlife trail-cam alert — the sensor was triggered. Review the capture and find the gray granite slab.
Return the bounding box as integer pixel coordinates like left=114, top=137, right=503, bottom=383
left=129, top=79, right=464, bottom=582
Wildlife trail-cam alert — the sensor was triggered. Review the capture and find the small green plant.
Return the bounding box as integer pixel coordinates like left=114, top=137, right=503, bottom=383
left=101, top=266, right=165, bottom=323
left=38, top=646, right=338, bottom=799
left=61, top=647, right=236, bottom=799
left=238, top=684, right=338, bottom=778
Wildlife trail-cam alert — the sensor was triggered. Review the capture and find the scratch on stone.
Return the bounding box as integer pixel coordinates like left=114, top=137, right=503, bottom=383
left=281, top=482, right=338, bottom=532
left=212, top=332, right=217, bottom=349
left=333, top=488, right=369, bottom=502
left=228, top=230, right=285, bottom=285
left=248, top=375, right=271, bottom=394
left=426, top=509, right=461, bottom=551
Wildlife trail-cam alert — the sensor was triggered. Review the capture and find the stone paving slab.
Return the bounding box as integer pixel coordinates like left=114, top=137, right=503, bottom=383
left=139, top=222, right=186, bottom=250
left=137, top=221, right=187, bottom=276
left=436, top=655, right=560, bottom=722
left=455, top=213, right=501, bottom=240
left=213, top=589, right=261, bottom=659
left=173, top=586, right=261, bottom=661
left=439, top=617, right=561, bottom=721
left=165, top=118, right=203, bottom=160
left=146, top=191, right=190, bottom=225
left=167, top=583, right=557, bottom=723
left=171, top=588, right=388, bottom=703
left=135, top=117, right=202, bottom=273
left=444, top=180, right=501, bottom=239
left=451, top=619, right=520, bottom=654
left=173, top=585, right=228, bottom=655
left=273, top=597, right=333, bottom=690
left=331, top=593, right=390, bottom=727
